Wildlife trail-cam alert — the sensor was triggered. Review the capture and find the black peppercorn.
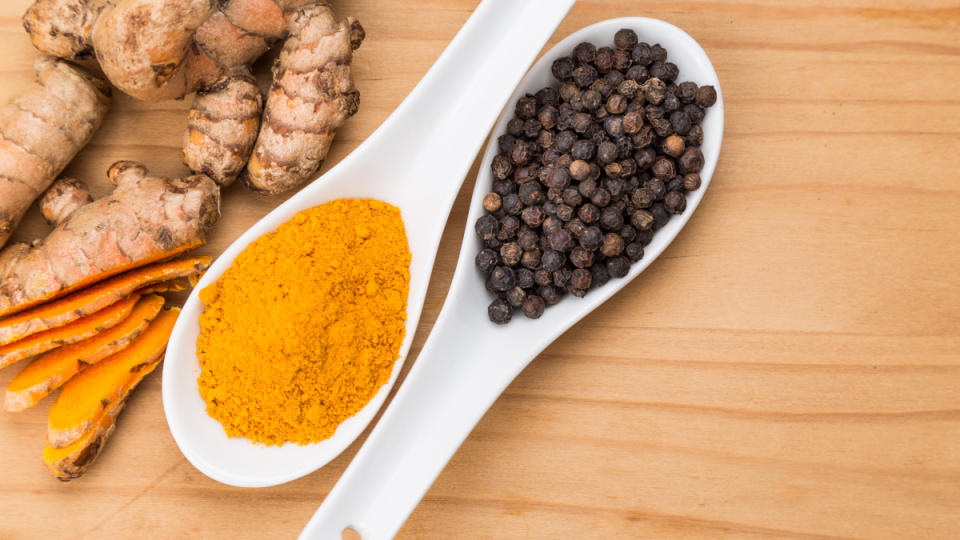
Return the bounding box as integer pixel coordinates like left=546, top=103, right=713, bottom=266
left=606, top=93, right=628, bottom=115
left=613, top=49, right=632, bottom=71
left=631, top=42, right=652, bottom=65
left=502, top=193, right=522, bottom=215
left=667, top=175, right=684, bottom=193
left=664, top=191, right=687, bottom=214
left=488, top=266, right=516, bottom=292
left=600, top=233, right=625, bottom=257
left=542, top=215, right=563, bottom=235
left=631, top=188, right=655, bottom=209
left=599, top=206, right=624, bottom=231
left=569, top=246, right=594, bottom=268
left=630, top=209, right=655, bottom=231
left=650, top=117, right=672, bottom=137
left=590, top=188, right=611, bottom=207
left=644, top=178, right=666, bottom=199
left=507, top=118, right=524, bottom=137
left=548, top=229, right=574, bottom=252
left=570, top=268, right=593, bottom=290
left=650, top=43, right=667, bottom=62
left=651, top=156, right=676, bottom=179
left=581, top=89, right=602, bottom=111
left=517, top=268, right=535, bottom=289
left=556, top=153, right=573, bottom=170
left=491, top=154, right=514, bottom=181
left=482, top=192, right=501, bottom=213
left=517, top=228, right=538, bottom=251
left=536, top=86, right=560, bottom=107
left=522, top=295, right=546, bottom=319
left=520, top=247, right=541, bottom=269
left=579, top=226, right=603, bottom=251
left=596, top=141, right=618, bottom=164
left=541, top=249, right=565, bottom=271
left=552, top=267, right=572, bottom=288
left=695, top=85, right=717, bottom=107
left=625, top=64, right=648, bottom=84
left=591, top=263, right=611, bottom=288
left=520, top=205, right=545, bottom=227
left=505, top=286, right=526, bottom=308
left=475, top=248, right=498, bottom=273
left=488, top=297, right=513, bottom=324
left=683, top=173, right=701, bottom=191
left=552, top=56, right=576, bottom=80
left=614, top=28, right=639, bottom=50
left=604, top=162, right=623, bottom=178
left=603, top=115, right=624, bottom=138
left=622, top=111, right=644, bottom=134
left=685, top=124, right=704, bottom=146
left=476, top=214, right=498, bottom=240
left=678, top=147, right=704, bottom=174
left=492, top=179, right=515, bottom=197
left=594, top=46, right=614, bottom=72
left=500, top=242, right=522, bottom=266
left=662, top=92, right=680, bottom=113
left=683, top=103, right=705, bottom=124
left=571, top=112, right=592, bottom=134
left=642, top=77, right=666, bottom=104
left=510, top=140, right=532, bottom=165
left=515, top=96, right=537, bottom=119
left=662, top=134, right=685, bottom=157
left=625, top=242, right=644, bottom=261
left=518, top=183, right=543, bottom=206
left=555, top=131, right=577, bottom=153
left=619, top=158, right=637, bottom=177
left=534, top=268, right=552, bottom=286
left=650, top=202, right=670, bottom=229
left=573, top=42, right=596, bottom=64
left=556, top=203, right=575, bottom=222
left=497, top=215, right=520, bottom=240
left=619, top=224, right=637, bottom=243
left=523, top=118, right=541, bottom=138
left=571, top=139, right=596, bottom=161
left=540, top=285, right=563, bottom=305
left=669, top=110, right=691, bottom=135
left=572, top=64, right=599, bottom=87
left=606, top=256, right=630, bottom=278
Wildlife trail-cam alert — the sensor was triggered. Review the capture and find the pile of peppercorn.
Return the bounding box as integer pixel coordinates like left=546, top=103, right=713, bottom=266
left=475, top=28, right=717, bottom=324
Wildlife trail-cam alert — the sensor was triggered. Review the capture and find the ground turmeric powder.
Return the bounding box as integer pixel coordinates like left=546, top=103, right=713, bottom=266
left=197, top=199, right=410, bottom=445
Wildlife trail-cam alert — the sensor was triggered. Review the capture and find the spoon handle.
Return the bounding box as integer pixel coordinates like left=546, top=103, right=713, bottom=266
left=299, top=0, right=574, bottom=537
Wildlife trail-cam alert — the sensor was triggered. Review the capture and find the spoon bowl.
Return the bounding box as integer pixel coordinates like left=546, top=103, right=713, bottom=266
left=300, top=16, right=723, bottom=539
left=162, top=0, right=576, bottom=488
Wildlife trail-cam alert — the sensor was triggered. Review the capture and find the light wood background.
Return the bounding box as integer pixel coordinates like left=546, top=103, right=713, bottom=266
left=1, top=0, right=959, bottom=538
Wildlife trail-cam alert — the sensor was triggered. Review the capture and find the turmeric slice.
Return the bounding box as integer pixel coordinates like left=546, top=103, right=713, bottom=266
left=43, top=398, right=126, bottom=481
left=5, top=295, right=165, bottom=412
left=0, top=257, right=209, bottom=346
left=0, top=294, right=140, bottom=370
left=47, top=308, right=178, bottom=448
left=135, top=279, right=188, bottom=296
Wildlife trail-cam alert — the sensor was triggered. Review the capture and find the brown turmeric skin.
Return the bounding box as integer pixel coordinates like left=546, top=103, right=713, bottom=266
left=197, top=199, right=410, bottom=445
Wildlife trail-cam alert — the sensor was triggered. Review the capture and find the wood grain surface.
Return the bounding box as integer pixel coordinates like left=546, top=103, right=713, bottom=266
left=1, top=1, right=959, bottom=538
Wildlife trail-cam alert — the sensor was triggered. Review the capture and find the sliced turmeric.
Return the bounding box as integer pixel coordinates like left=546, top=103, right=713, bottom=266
left=0, top=256, right=209, bottom=346
left=5, top=295, right=165, bottom=412
left=43, top=398, right=126, bottom=481
left=47, top=308, right=178, bottom=449
left=0, top=294, right=140, bottom=370
left=135, top=279, right=188, bottom=296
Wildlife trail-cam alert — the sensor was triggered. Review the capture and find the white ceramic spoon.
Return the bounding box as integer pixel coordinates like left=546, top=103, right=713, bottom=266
left=162, top=0, right=576, bottom=488
left=299, top=16, right=724, bottom=540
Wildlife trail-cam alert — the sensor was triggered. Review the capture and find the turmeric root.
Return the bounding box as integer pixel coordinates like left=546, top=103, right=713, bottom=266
left=5, top=295, right=165, bottom=412
left=44, top=397, right=126, bottom=480
left=47, top=308, right=178, bottom=449
left=0, top=161, right=218, bottom=317
left=0, top=295, right=140, bottom=370
left=183, top=74, right=263, bottom=186
left=0, top=56, right=110, bottom=248
left=0, top=257, right=209, bottom=345
left=37, top=177, right=93, bottom=226
left=242, top=4, right=363, bottom=194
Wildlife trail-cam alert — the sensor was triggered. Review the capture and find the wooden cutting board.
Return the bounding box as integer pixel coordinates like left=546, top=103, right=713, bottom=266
left=1, top=1, right=958, bottom=538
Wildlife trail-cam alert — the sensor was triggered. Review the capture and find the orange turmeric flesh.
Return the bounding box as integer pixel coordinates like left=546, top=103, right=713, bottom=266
left=5, top=295, right=165, bottom=412
left=136, top=279, right=188, bottom=296
left=0, top=294, right=140, bottom=370
left=47, top=308, right=178, bottom=448
left=43, top=398, right=126, bottom=481
left=0, top=257, right=208, bottom=347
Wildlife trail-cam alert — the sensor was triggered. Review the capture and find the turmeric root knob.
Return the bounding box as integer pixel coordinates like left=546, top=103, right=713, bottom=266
left=241, top=4, right=363, bottom=195
left=38, top=177, right=92, bottom=226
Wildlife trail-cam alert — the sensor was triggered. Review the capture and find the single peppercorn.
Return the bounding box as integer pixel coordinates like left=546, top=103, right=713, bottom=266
left=517, top=228, right=538, bottom=250
left=573, top=42, right=596, bottom=64
left=606, top=93, right=628, bottom=115
left=622, top=111, right=644, bottom=134
left=520, top=205, right=545, bottom=227
left=685, top=124, right=704, bottom=146
left=543, top=216, right=563, bottom=236
left=476, top=214, right=498, bottom=240
left=606, top=256, right=630, bottom=278
left=614, top=28, right=639, bottom=50
left=488, top=297, right=513, bottom=324
left=497, top=215, right=520, bottom=240
left=678, top=146, right=704, bottom=174
left=662, top=134, right=685, bottom=157
left=552, top=267, right=572, bottom=288
left=556, top=203, right=575, bottom=222
left=552, top=56, right=575, bottom=79
left=570, top=268, right=593, bottom=290
left=569, top=246, right=594, bottom=268
left=591, top=263, right=611, bottom=288
left=600, top=233, right=625, bottom=257
left=662, top=92, right=680, bottom=113
left=515, top=96, right=537, bottom=119
left=590, top=188, right=612, bottom=208
left=571, top=139, right=596, bottom=161
left=650, top=43, right=667, bottom=62
left=548, top=229, right=574, bottom=252
left=667, top=176, right=684, bottom=193
left=597, top=141, right=618, bottom=164
left=539, top=106, right=558, bottom=130
left=572, top=64, right=599, bottom=87
left=580, top=226, right=603, bottom=251
left=604, top=162, right=623, bottom=178
left=664, top=191, right=687, bottom=214
left=541, top=249, right=565, bottom=271
left=695, top=85, right=718, bottom=107
left=581, top=89, right=602, bottom=110
left=482, top=192, right=502, bottom=213
left=517, top=268, right=535, bottom=289
left=491, top=154, right=513, bottom=180
left=625, top=242, right=644, bottom=261
left=518, top=183, right=543, bottom=206
left=500, top=242, right=522, bottom=266
left=644, top=177, right=666, bottom=199
left=613, top=49, right=632, bottom=71
left=534, top=268, right=552, bottom=286
left=650, top=202, right=670, bottom=229
left=683, top=173, right=701, bottom=191
left=522, top=295, right=546, bottom=319
left=571, top=112, right=592, bottom=134
left=669, top=110, right=691, bottom=135
left=505, top=286, right=526, bottom=307
left=540, top=285, right=563, bottom=306
left=651, top=156, right=676, bottom=179
left=643, top=77, right=666, bottom=104
left=630, top=209, right=655, bottom=231
left=600, top=206, right=624, bottom=231
left=631, top=187, right=655, bottom=209
left=619, top=224, right=637, bottom=243
left=683, top=103, right=705, bottom=124
left=502, top=193, right=522, bottom=215
left=475, top=248, right=498, bottom=273
left=488, top=266, right=516, bottom=292
left=594, top=46, right=614, bottom=72
left=536, top=86, right=560, bottom=107
left=603, top=115, right=625, bottom=138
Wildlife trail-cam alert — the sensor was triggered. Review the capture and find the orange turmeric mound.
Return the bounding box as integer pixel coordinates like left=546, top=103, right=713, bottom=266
left=197, top=199, right=410, bottom=445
